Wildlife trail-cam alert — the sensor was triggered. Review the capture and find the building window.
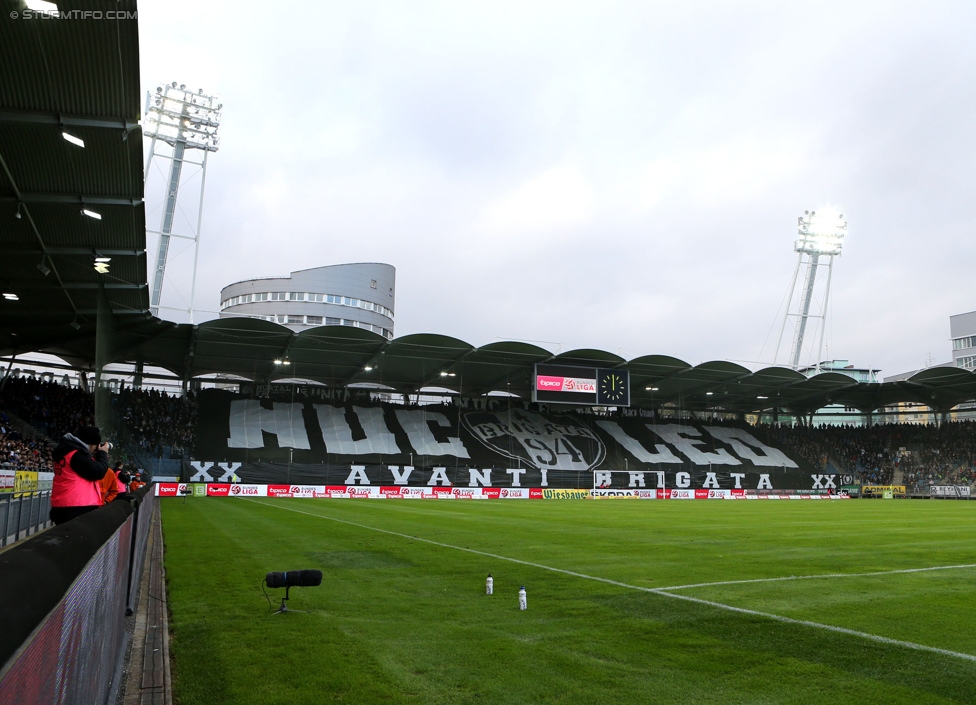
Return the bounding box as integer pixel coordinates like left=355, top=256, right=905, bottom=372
left=306, top=316, right=323, bottom=325
left=326, top=317, right=341, bottom=325
left=957, top=355, right=976, bottom=369
left=370, top=279, right=377, bottom=289
left=953, top=336, right=976, bottom=350
left=270, top=292, right=287, bottom=301
left=289, top=292, right=306, bottom=301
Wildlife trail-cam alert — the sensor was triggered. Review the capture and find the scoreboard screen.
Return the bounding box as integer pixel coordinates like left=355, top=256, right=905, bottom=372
left=532, top=364, right=630, bottom=407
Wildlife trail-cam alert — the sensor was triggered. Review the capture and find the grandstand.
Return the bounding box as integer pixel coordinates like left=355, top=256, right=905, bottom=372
left=2, top=3, right=976, bottom=704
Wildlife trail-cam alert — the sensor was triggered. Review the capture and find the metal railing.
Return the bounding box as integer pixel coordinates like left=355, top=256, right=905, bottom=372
left=0, top=492, right=51, bottom=547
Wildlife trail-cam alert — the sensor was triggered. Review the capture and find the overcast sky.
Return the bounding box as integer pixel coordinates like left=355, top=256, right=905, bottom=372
left=138, top=0, right=976, bottom=377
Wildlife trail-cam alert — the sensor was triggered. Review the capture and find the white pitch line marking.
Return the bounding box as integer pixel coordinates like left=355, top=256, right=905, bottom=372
left=656, top=563, right=976, bottom=591
left=243, top=499, right=976, bottom=664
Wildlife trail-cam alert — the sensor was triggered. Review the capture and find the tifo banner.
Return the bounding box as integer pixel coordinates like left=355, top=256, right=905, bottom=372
left=191, top=390, right=833, bottom=491
left=185, top=461, right=840, bottom=493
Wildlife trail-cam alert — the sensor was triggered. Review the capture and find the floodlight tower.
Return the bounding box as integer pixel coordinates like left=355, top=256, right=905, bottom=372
left=774, top=209, right=847, bottom=371
left=143, top=82, right=222, bottom=320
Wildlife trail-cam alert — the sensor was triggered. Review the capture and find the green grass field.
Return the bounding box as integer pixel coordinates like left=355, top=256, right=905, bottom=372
left=161, top=498, right=976, bottom=704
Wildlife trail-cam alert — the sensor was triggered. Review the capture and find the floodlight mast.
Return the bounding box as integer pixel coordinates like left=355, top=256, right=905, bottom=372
left=773, top=209, right=847, bottom=371
left=143, top=82, right=222, bottom=320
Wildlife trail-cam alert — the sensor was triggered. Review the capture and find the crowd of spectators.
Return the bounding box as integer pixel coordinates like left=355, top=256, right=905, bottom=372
left=117, top=387, right=197, bottom=458
left=0, top=376, right=94, bottom=442
left=0, top=415, right=52, bottom=472
left=0, top=377, right=197, bottom=466
left=753, top=421, right=976, bottom=488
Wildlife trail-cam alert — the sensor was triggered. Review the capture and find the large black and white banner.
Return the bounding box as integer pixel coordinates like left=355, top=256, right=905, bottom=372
left=193, top=390, right=828, bottom=489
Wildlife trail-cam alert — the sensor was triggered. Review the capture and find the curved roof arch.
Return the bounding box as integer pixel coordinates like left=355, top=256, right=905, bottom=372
left=444, top=340, right=553, bottom=397
left=551, top=349, right=625, bottom=367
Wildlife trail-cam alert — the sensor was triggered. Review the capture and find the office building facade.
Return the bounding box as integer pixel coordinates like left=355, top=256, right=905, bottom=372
left=219, top=263, right=395, bottom=338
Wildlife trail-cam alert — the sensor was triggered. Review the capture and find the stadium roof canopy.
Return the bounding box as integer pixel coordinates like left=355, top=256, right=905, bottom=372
left=0, top=0, right=162, bottom=368
left=29, top=316, right=975, bottom=416
left=2, top=3, right=975, bottom=418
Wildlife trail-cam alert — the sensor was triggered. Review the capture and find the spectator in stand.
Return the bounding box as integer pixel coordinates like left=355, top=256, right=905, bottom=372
left=50, top=426, right=111, bottom=525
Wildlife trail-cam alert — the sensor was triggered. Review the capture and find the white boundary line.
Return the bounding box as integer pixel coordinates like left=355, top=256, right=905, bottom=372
left=657, top=563, right=976, bottom=591
left=242, top=499, right=976, bottom=664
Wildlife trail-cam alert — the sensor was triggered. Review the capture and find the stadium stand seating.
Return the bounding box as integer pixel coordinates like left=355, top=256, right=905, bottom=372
left=1, top=375, right=974, bottom=492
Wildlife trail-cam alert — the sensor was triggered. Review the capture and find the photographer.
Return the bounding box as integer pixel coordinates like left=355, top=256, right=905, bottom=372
left=50, top=426, right=112, bottom=525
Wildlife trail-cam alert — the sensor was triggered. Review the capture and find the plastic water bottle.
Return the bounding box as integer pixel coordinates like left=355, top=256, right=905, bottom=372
left=486, top=573, right=493, bottom=595
left=518, top=586, right=527, bottom=611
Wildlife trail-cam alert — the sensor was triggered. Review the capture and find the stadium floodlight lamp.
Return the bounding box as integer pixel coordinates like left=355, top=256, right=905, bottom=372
left=82, top=208, right=102, bottom=220
left=645, top=386, right=658, bottom=391
left=795, top=208, right=846, bottom=256
left=264, top=570, right=322, bottom=614
left=143, top=83, right=222, bottom=153
left=62, top=132, right=85, bottom=148
left=3, top=292, right=18, bottom=301
left=25, top=0, right=58, bottom=15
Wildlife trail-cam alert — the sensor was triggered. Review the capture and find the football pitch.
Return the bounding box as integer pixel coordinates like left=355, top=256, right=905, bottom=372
left=161, top=498, right=976, bottom=704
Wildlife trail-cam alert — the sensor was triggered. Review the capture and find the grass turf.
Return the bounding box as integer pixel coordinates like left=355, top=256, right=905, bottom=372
left=161, top=498, right=976, bottom=704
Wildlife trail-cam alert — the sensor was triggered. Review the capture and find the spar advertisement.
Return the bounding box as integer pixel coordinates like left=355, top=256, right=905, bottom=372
left=156, top=483, right=849, bottom=499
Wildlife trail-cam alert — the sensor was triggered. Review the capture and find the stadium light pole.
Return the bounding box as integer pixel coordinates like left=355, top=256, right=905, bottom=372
left=774, top=209, right=847, bottom=371
left=143, top=83, right=222, bottom=321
